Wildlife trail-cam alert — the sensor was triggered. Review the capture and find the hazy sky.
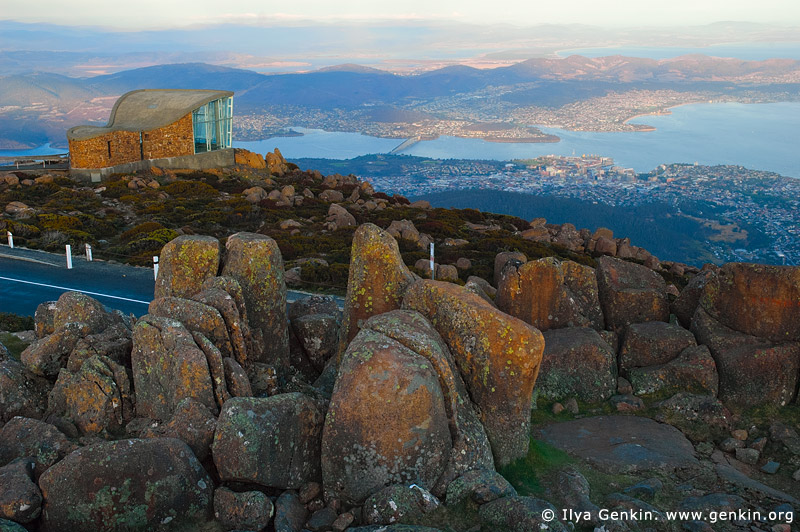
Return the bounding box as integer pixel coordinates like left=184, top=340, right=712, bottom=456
left=4, top=0, right=800, bottom=29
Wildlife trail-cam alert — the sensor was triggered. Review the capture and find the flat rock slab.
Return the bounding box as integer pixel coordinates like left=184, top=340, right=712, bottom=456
left=535, top=415, right=699, bottom=474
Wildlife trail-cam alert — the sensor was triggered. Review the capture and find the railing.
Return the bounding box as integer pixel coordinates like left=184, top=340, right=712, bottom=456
left=0, top=154, right=69, bottom=169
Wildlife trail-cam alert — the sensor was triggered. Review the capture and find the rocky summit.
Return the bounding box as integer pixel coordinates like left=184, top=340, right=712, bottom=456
left=0, top=157, right=799, bottom=532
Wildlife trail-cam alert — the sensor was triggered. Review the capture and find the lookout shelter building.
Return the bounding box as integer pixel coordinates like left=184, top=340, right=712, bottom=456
left=67, top=89, right=234, bottom=181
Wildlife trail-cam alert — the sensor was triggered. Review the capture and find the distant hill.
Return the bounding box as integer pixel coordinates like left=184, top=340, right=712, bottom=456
left=1, top=56, right=800, bottom=147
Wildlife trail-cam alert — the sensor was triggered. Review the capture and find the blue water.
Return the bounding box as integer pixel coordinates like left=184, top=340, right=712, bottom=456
left=558, top=42, right=800, bottom=60
left=235, top=103, right=800, bottom=178
left=0, top=143, right=66, bottom=157
left=235, top=128, right=403, bottom=160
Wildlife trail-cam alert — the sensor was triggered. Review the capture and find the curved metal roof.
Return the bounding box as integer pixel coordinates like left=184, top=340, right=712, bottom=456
left=67, top=89, right=233, bottom=141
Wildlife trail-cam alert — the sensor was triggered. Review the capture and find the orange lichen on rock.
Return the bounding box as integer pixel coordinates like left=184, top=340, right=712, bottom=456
left=338, top=223, right=417, bottom=357
left=402, top=280, right=544, bottom=467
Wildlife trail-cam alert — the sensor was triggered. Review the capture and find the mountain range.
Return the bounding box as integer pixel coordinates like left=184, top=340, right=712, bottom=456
left=2, top=55, right=800, bottom=148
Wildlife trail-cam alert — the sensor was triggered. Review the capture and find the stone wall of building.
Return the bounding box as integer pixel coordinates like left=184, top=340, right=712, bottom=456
left=69, top=113, right=195, bottom=170
left=142, top=114, right=194, bottom=161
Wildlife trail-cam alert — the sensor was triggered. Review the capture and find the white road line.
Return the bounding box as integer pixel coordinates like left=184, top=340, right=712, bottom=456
left=0, top=276, right=151, bottom=305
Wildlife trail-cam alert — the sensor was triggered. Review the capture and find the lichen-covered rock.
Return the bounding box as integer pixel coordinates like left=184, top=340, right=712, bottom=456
left=233, top=148, right=267, bottom=169
left=402, top=280, right=544, bottom=467
left=34, top=301, right=57, bottom=339
left=0, top=358, right=50, bottom=422
left=713, top=341, right=799, bottom=408
left=628, top=345, right=718, bottom=397
left=214, top=486, right=273, bottom=531
left=149, top=296, right=234, bottom=359
left=21, top=322, right=88, bottom=378
left=692, top=308, right=800, bottom=408
left=221, top=232, right=289, bottom=366
left=479, top=496, right=567, bottom=532
left=213, top=393, right=323, bottom=489
left=596, top=256, right=669, bottom=331
left=192, top=285, right=251, bottom=369
left=222, top=357, right=252, bottom=397
left=493, top=251, right=526, bottom=288
left=445, top=469, right=517, bottom=507
left=0, top=417, right=78, bottom=478
left=619, top=321, right=697, bottom=373
left=672, top=270, right=713, bottom=329
left=363, top=484, right=440, bottom=526
left=323, top=311, right=493, bottom=504
left=654, top=393, right=733, bottom=442
left=39, top=438, right=213, bottom=532
left=538, top=327, right=617, bottom=402
left=437, top=264, right=459, bottom=282
left=265, top=148, right=290, bottom=176
left=66, top=322, right=132, bottom=374
left=140, top=398, right=217, bottom=462
left=291, top=314, right=340, bottom=373
left=339, top=224, right=417, bottom=354
left=47, top=355, right=134, bottom=437
left=326, top=203, right=357, bottom=230
left=273, top=491, right=308, bottom=532
left=154, top=235, right=220, bottom=300
left=700, top=263, right=800, bottom=342
left=131, top=316, right=217, bottom=420
left=323, top=321, right=451, bottom=504
left=0, top=458, right=41, bottom=523
left=53, top=292, right=112, bottom=334
left=496, top=257, right=603, bottom=332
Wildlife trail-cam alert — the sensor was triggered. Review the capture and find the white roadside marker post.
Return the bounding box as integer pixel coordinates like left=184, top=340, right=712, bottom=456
left=6, top=231, right=13, bottom=249
left=85, top=244, right=93, bottom=262
left=65, top=244, right=73, bottom=269
left=429, top=242, right=435, bottom=280
left=153, top=256, right=159, bottom=281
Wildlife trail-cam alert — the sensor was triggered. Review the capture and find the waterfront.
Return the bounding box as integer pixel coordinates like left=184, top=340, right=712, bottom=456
left=236, top=103, right=800, bottom=178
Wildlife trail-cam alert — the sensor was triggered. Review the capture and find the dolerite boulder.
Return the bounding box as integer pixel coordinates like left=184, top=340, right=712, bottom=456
left=34, top=301, right=56, bottom=338
left=596, top=256, right=669, bottom=331
left=538, top=327, right=617, bottom=402
left=140, top=398, right=217, bottom=462
left=363, top=484, right=440, bottom=526
left=402, top=280, right=544, bottom=467
left=131, top=316, right=217, bottom=420
left=21, top=321, right=88, bottom=378
left=154, top=235, right=220, bottom=300
left=446, top=469, right=517, bottom=507
left=655, top=393, right=733, bottom=442
left=618, top=321, right=697, bottom=374
left=479, top=496, right=567, bottom=532
left=322, top=311, right=493, bottom=504
left=496, top=257, right=603, bottom=331
left=66, top=322, right=132, bottom=373
left=326, top=203, right=357, bottom=230
left=672, top=270, right=713, bottom=329
left=323, top=314, right=452, bottom=504
left=0, top=417, right=77, bottom=478
left=213, top=393, right=323, bottom=489
left=700, top=262, right=800, bottom=342
left=493, top=251, right=526, bottom=288
left=627, top=345, right=718, bottom=397
left=0, top=357, right=50, bottom=422
left=47, top=354, right=134, bottom=437
left=52, top=291, right=112, bottom=334
left=149, top=297, right=234, bottom=359
left=192, top=283, right=251, bottom=369
left=221, top=232, right=289, bottom=366
left=692, top=308, right=800, bottom=408
left=338, top=224, right=417, bottom=354
left=39, top=438, right=213, bottom=531
left=213, top=487, right=273, bottom=531
left=0, top=458, right=41, bottom=523
left=289, top=296, right=341, bottom=374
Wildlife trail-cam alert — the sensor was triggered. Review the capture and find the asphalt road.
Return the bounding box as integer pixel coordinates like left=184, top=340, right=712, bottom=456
left=0, top=246, right=343, bottom=317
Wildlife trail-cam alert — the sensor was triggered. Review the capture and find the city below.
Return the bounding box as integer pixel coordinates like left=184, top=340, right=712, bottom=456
left=293, top=153, right=800, bottom=267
